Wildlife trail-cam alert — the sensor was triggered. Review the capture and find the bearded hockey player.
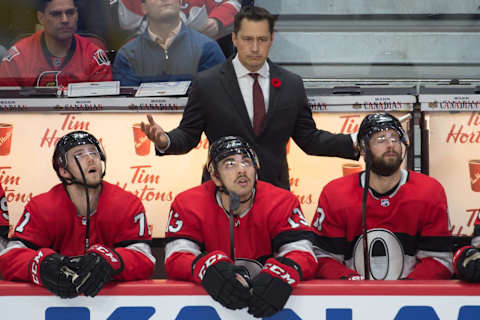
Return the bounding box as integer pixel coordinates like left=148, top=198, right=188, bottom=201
left=0, top=131, right=154, bottom=297
left=311, top=113, right=453, bottom=280
left=164, top=136, right=317, bottom=318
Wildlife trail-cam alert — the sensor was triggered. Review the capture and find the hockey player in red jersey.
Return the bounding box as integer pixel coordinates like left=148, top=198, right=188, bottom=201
left=453, top=217, right=480, bottom=282
left=0, top=131, right=155, bottom=297
left=165, top=136, right=317, bottom=318
left=311, top=113, right=453, bottom=280
left=0, top=0, right=112, bottom=87
left=0, top=184, right=9, bottom=251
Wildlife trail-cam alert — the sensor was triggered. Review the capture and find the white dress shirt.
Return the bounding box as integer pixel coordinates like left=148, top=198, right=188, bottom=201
left=232, top=55, right=270, bottom=126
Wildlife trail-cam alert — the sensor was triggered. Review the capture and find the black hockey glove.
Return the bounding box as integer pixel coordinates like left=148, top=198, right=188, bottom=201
left=71, top=244, right=123, bottom=297
left=248, top=257, right=301, bottom=318
left=29, top=249, right=80, bottom=299
left=454, top=246, right=480, bottom=282
left=192, top=250, right=251, bottom=310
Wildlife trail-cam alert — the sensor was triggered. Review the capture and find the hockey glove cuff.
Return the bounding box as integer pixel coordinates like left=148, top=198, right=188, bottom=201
left=72, top=245, right=123, bottom=297
left=29, top=249, right=80, bottom=298
left=454, top=246, right=480, bottom=282
left=248, top=257, right=301, bottom=318
left=192, top=250, right=251, bottom=310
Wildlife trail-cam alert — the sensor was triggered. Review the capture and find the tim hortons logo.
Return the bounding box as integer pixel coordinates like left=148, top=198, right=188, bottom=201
left=0, top=131, right=11, bottom=146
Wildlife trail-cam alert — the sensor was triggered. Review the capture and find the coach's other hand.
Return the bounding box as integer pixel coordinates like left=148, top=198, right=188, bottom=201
left=141, top=115, right=169, bottom=149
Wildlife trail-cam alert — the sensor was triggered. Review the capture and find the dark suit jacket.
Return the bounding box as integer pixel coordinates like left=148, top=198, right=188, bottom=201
left=158, top=58, right=358, bottom=190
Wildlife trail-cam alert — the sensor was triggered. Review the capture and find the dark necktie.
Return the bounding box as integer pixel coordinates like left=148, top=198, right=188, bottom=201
left=249, top=73, right=265, bottom=136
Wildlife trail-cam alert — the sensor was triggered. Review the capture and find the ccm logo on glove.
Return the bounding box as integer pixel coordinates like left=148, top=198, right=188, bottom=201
left=198, top=253, right=229, bottom=280
left=30, top=250, right=44, bottom=285
left=263, top=262, right=296, bottom=285
left=90, top=245, right=119, bottom=263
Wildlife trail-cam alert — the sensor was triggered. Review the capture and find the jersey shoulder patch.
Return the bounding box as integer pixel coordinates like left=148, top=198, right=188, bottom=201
left=93, top=49, right=110, bottom=66
left=3, top=46, right=20, bottom=62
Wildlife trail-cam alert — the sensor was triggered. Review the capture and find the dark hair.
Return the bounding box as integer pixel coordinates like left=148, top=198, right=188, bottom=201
left=36, top=0, right=78, bottom=12
left=233, top=6, right=275, bottom=34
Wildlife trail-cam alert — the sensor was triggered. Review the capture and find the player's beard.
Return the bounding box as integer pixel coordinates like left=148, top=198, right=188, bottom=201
left=370, top=150, right=402, bottom=176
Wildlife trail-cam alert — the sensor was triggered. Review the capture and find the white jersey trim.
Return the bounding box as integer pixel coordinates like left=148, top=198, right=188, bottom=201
left=165, top=238, right=201, bottom=260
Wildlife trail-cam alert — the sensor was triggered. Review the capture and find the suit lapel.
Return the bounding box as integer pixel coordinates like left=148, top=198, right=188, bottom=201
left=260, top=60, right=282, bottom=135
left=220, top=59, right=255, bottom=134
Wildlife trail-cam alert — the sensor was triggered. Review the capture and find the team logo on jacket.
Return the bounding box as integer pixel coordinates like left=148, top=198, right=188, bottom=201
left=93, top=49, right=110, bottom=66
left=3, top=46, right=19, bottom=62
left=36, top=71, right=61, bottom=87
left=380, top=198, right=390, bottom=207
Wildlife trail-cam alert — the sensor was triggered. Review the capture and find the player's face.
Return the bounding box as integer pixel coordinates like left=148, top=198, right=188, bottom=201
left=368, top=129, right=403, bottom=176
left=142, top=0, right=181, bottom=22
left=232, top=19, right=273, bottom=72
left=37, top=0, right=78, bottom=42
left=213, top=154, right=256, bottom=201
left=62, top=144, right=103, bottom=185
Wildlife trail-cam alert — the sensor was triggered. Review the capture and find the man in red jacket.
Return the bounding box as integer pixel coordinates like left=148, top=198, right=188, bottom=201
left=0, top=0, right=112, bottom=87
left=0, top=131, right=155, bottom=298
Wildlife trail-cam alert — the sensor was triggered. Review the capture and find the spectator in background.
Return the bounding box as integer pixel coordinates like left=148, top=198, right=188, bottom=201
left=0, top=131, right=155, bottom=298
left=113, top=0, right=225, bottom=86
left=115, top=0, right=241, bottom=56
left=0, top=0, right=112, bottom=87
left=116, top=0, right=240, bottom=39
left=0, top=184, right=9, bottom=251
left=311, top=113, right=453, bottom=280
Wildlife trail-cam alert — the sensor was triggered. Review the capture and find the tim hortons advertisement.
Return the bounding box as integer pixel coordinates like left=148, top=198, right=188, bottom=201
left=1, top=112, right=408, bottom=237
left=427, top=112, right=480, bottom=236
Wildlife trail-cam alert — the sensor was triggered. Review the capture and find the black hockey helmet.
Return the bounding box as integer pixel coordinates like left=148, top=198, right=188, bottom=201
left=207, top=136, right=260, bottom=174
left=53, top=131, right=105, bottom=180
left=357, top=113, right=409, bottom=148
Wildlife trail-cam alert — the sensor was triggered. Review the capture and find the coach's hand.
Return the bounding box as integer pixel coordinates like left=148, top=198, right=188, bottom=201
left=192, top=251, right=251, bottom=310
left=72, top=245, right=123, bottom=297
left=141, top=114, right=169, bottom=149
left=454, top=246, right=480, bottom=282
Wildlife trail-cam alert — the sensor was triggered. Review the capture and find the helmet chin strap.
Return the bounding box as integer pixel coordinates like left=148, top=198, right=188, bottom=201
left=62, top=165, right=104, bottom=189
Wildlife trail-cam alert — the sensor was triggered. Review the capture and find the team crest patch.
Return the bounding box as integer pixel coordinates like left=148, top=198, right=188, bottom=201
left=93, top=49, right=110, bottom=66
left=380, top=198, right=390, bottom=207
left=3, top=46, right=20, bottom=62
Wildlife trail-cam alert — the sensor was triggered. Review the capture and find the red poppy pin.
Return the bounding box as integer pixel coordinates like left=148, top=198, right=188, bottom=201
left=271, top=78, right=282, bottom=88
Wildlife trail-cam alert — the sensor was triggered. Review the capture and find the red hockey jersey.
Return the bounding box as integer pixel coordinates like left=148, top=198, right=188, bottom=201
left=0, top=182, right=154, bottom=282
left=0, top=31, right=112, bottom=87
left=165, top=180, right=317, bottom=281
left=312, top=169, right=452, bottom=280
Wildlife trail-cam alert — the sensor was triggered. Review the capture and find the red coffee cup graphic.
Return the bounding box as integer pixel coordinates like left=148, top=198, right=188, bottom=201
left=469, top=160, right=480, bottom=192
left=342, top=163, right=363, bottom=176
left=133, top=123, right=150, bottom=156
left=0, top=123, right=13, bottom=156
